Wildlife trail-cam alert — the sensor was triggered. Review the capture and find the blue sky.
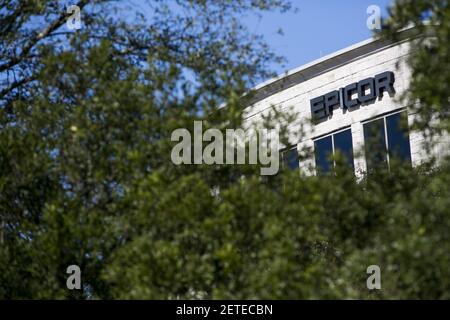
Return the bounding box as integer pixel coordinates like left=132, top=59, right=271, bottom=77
left=246, top=0, right=394, bottom=75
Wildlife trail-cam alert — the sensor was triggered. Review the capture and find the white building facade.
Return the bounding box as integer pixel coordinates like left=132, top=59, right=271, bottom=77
left=243, top=28, right=448, bottom=177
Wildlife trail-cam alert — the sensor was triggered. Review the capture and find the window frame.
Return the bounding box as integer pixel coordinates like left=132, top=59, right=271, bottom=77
left=362, top=109, right=411, bottom=172
left=313, top=126, right=354, bottom=173
left=281, top=146, right=299, bottom=170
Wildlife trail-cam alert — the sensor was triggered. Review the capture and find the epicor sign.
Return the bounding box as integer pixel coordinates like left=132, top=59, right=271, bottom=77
left=310, top=71, right=395, bottom=121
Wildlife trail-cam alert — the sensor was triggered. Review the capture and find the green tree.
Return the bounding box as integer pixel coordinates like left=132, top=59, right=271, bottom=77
left=381, top=0, right=450, bottom=137
left=0, top=0, right=292, bottom=299
left=1, top=0, right=449, bottom=300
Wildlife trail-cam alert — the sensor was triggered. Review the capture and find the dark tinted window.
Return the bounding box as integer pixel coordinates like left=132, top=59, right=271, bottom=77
left=364, top=118, right=388, bottom=172
left=314, top=135, right=333, bottom=174
left=282, top=148, right=299, bottom=170
left=333, top=129, right=354, bottom=170
left=386, top=112, right=412, bottom=165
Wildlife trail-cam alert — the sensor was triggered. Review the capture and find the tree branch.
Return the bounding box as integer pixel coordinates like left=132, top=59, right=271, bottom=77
left=0, top=75, right=36, bottom=98
left=0, top=0, right=90, bottom=73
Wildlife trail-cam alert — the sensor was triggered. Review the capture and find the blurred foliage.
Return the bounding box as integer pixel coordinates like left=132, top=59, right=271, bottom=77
left=0, top=0, right=449, bottom=299
left=381, top=0, right=450, bottom=138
